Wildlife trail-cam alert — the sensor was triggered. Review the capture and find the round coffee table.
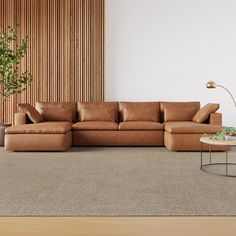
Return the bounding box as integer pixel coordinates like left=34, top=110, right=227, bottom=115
left=200, top=137, right=236, bottom=177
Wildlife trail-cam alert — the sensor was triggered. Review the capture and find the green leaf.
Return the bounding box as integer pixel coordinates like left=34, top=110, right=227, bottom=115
left=203, top=127, right=236, bottom=141
left=0, top=25, right=32, bottom=101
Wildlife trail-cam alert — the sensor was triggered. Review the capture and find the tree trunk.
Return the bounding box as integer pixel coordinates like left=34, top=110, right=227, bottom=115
left=1, top=97, right=4, bottom=125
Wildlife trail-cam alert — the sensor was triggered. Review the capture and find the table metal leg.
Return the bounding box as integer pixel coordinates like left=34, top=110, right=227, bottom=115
left=209, top=144, right=212, bottom=164
left=226, top=151, right=228, bottom=176
left=200, top=142, right=202, bottom=169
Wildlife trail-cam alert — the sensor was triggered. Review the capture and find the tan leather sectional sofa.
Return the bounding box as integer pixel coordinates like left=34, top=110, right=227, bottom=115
left=4, top=101, right=223, bottom=151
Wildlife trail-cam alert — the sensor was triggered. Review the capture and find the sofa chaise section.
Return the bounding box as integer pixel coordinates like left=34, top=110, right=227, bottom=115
left=159, top=102, right=225, bottom=151
left=5, top=121, right=72, bottom=151
left=164, top=121, right=224, bottom=151
left=4, top=101, right=77, bottom=151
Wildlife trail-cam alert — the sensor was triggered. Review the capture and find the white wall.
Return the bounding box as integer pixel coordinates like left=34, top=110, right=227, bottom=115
left=106, top=0, right=236, bottom=126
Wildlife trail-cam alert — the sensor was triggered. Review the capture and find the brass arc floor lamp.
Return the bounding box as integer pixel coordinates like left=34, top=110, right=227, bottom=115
left=206, top=81, right=236, bottom=107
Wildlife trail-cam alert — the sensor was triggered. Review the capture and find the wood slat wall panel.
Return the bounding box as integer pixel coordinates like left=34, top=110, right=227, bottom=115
left=0, top=0, right=104, bottom=124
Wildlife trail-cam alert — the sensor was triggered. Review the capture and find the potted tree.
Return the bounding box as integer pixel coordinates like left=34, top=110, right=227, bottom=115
left=0, top=25, right=32, bottom=146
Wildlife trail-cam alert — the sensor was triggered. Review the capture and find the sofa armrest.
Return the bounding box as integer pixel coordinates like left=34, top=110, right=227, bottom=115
left=209, top=113, right=222, bottom=125
left=14, top=113, right=27, bottom=126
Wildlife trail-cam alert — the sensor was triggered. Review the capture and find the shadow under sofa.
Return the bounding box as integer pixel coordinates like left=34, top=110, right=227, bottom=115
left=4, top=101, right=224, bottom=151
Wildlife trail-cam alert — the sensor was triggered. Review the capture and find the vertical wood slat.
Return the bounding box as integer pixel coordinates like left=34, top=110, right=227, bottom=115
left=0, top=0, right=105, bottom=124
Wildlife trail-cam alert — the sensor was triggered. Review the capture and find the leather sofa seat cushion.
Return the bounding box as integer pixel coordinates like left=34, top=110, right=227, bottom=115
left=72, top=121, right=119, bottom=131
left=5, top=122, right=72, bottom=134
left=80, top=107, right=116, bottom=122
left=164, top=107, right=198, bottom=122
left=119, top=102, right=160, bottom=122
left=123, top=108, right=158, bottom=122
left=18, top=103, right=43, bottom=123
left=193, top=103, right=220, bottom=123
left=36, top=102, right=77, bottom=122
left=160, top=102, right=200, bottom=122
left=78, top=102, right=119, bottom=121
left=119, top=121, right=164, bottom=130
left=164, top=121, right=222, bottom=134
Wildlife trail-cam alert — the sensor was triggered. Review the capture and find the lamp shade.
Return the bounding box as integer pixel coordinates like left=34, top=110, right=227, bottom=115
left=205, top=81, right=236, bottom=107
left=206, top=81, right=216, bottom=89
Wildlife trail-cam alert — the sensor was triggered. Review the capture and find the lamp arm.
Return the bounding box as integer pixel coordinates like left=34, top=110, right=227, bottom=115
left=216, top=85, right=236, bottom=107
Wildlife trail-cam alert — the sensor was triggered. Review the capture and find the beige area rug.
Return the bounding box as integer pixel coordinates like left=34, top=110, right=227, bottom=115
left=0, top=147, right=236, bottom=216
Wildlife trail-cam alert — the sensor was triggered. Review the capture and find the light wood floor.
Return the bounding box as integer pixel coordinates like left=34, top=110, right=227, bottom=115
left=0, top=217, right=236, bottom=236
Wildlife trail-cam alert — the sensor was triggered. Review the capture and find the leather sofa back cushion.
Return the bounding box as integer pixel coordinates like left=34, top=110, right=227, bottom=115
left=123, top=108, right=158, bottom=122
left=160, top=102, right=200, bottom=122
left=119, top=102, right=160, bottom=122
left=36, top=102, right=77, bottom=122
left=39, top=108, right=73, bottom=122
left=80, top=107, right=117, bottom=122
left=78, top=102, right=118, bottom=121
left=18, top=103, right=43, bottom=123
left=193, top=103, right=220, bottom=123
left=164, top=107, right=198, bottom=122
